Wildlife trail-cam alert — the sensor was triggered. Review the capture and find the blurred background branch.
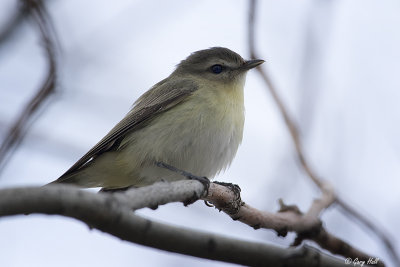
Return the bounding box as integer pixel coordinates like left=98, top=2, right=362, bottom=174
left=248, top=0, right=399, bottom=266
left=0, top=0, right=57, bottom=173
left=0, top=1, right=30, bottom=46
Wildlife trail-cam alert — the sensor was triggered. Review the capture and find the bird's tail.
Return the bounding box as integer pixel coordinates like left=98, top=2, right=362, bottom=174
left=46, top=171, right=100, bottom=188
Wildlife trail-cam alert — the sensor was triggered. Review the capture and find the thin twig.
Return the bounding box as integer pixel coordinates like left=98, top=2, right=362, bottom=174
left=0, top=0, right=57, bottom=173
left=248, top=0, right=328, bottom=191
left=247, top=0, right=399, bottom=265
left=0, top=1, right=30, bottom=46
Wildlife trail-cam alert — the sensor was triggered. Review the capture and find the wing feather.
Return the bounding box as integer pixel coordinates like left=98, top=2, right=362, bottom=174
left=54, top=78, right=198, bottom=181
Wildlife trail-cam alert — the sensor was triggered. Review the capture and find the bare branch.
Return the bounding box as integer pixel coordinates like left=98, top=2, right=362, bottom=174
left=247, top=0, right=399, bottom=265
left=106, top=179, right=206, bottom=210
left=0, top=1, right=30, bottom=46
left=0, top=183, right=348, bottom=267
left=49, top=180, right=383, bottom=265
left=0, top=0, right=57, bottom=173
left=203, top=183, right=383, bottom=266
left=248, top=0, right=331, bottom=197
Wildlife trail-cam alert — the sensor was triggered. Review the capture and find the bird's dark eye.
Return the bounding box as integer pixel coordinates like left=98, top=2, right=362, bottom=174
left=211, top=64, right=223, bottom=74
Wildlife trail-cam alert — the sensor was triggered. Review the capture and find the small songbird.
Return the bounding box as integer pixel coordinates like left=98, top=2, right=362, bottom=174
left=50, top=47, right=264, bottom=190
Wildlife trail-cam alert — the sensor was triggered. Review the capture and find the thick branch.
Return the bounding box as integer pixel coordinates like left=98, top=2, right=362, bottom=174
left=53, top=181, right=380, bottom=265
left=105, top=179, right=206, bottom=210
left=0, top=183, right=347, bottom=267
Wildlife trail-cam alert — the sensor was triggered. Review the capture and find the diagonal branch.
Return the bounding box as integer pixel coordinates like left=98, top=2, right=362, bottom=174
left=0, top=0, right=57, bottom=173
left=203, top=183, right=383, bottom=267
left=248, top=0, right=330, bottom=196
left=247, top=0, right=399, bottom=265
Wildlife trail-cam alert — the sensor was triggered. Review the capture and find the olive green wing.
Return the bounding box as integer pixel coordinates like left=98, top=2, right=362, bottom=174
left=53, top=78, right=198, bottom=182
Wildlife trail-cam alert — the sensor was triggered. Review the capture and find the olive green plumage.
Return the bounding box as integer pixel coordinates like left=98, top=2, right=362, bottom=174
left=50, top=47, right=264, bottom=190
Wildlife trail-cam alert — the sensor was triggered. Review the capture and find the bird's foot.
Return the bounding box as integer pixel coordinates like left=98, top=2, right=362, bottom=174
left=204, top=181, right=242, bottom=213
left=213, top=181, right=241, bottom=202
left=156, top=161, right=210, bottom=202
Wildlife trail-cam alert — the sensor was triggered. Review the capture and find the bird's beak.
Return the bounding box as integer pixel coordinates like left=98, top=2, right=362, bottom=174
left=241, top=59, right=265, bottom=70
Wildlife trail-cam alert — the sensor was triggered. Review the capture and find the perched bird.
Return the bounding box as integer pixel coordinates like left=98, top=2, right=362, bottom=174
left=50, top=47, right=264, bottom=190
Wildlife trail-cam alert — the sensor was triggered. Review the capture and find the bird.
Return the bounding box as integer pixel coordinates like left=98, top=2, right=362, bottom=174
left=49, top=47, right=264, bottom=191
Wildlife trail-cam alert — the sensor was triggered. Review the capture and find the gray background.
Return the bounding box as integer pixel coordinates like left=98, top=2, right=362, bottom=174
left=0, top=0, right=399, bottom=266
